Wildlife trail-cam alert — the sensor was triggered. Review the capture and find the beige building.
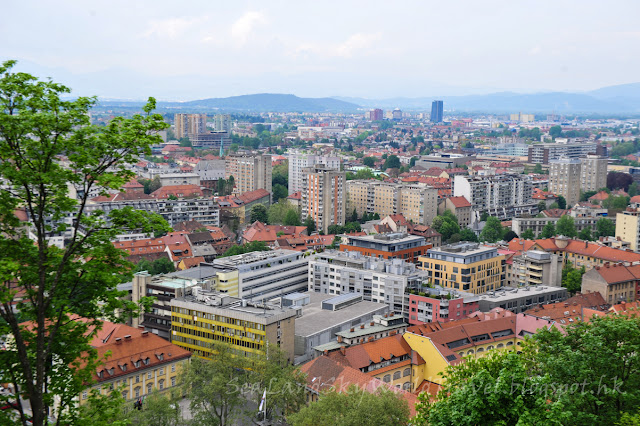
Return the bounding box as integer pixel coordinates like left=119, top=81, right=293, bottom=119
left=225, top=154, right=272, bottom=195
left=508, top=250, right=563, bottom=287
left=301, top=165, right=346, bottom=233
left=616, top=210, right=640, bottom=251
left=549, top=157, right=582, bottom=206
left=580, top=155, right=608, bottom=193
left=438, top=196, right=472, bottom=228
left=346, top=180, right=437, bottom=226
left=174, top=113, right=207, bottom=139
left=581, top=263, right=640, bottom=305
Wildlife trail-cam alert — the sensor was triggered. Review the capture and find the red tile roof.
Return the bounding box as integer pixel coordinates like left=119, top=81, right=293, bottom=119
left=243, top=221, right=307, bottom=244
left=589, top=191, right=610, bottom=202
left=447, top=196, right=471, bottom=208
left=237, top=189, right=270, bottom=204
left=151, top=185, right=203, bottom=199
left=507, top=237, right=640, bottom=263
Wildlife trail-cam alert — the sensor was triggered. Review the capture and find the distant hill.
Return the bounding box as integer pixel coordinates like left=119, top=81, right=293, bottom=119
left=168, top=93, right=360, bottom=112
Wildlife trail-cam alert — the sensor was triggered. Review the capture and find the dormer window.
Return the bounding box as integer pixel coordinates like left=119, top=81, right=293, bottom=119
left=134, top=360, right=141, bottom=368
left=156, top=353, right=164, bottom=361
left=120, top=364, right=127, bottom=372
left=108, top=368, right=115, bottom=376
left=144, top=357, right=150, bottom=365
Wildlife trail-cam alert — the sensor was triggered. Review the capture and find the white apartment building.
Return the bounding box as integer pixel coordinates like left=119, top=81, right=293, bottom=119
left=308, top=250, right=429, bottom=318
left=301, top=165, right=346, bottom=234
left=453, top=174, right=535, bottom=220
left=288, top=150, right=341, bottom=193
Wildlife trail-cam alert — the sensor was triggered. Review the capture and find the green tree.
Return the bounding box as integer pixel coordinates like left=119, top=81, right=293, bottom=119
left=629, top=182, right=640, bottom=197
left=541, top=221, right=556, bottom=238
left=304, top=215, right=316, bottom=234
left=150, top=257, right=176, bottom=275
left=479, top=216, right=504, bottom=243
left=532, top=315, right=640, bottom=424
left=503, top=230, right=518, bottom=242
left=595, top=217, right=616, bottom=238
left=548, top=202, right=560, bottom=210
left=350, top=208, right=358, bottom=223
left=579, top=227, right=593, bottom=241
left=432, top=212, right=461, bottom=243
left=415, top=350, right=561, bottom=426
left=284, top=209, right=301, bottom=226
left=556, top=215, right=577, bottom=238
left=557, top=195, right=567, bottom=209
left=268, top=200, right=297, bottom=225
left=480, top=212, right=490, bottom=222
left=220, top=241, right=270, bottom=257
left=459, top=228, right=478, bottom=243
left=581, top=190, right=598, bottom=201
left=272, top=184, right=288, bottom=203
left=537, top=201, right=548, bottom=212
left=181, top=343, right=251, bottom=426
left=328, top=224, right=343, bottom=235
left=383, top=154, right=401, bottom=170
left=148, top=175, right=162, bottom=194
left=179, top=136, right=191, bottom=147
left=229, top=143, right=240, bottom=153
left=561, top=262, right=586, bottom=294
left=251, top=204, right=269, bottom=224
left=288, top=385, right=410, bottom=426
left=521, top=228, right=536, bottom=240
left=272, top=162, right=288, bottom=188
left=0, top=61, right=170, bottom=425
left=362, top=156, right=376, bottom=167
left=533, top=163, right=543, bottom=174
left=549, top=125, right=563, bottom=138
left=77, top=388, right=131, bottom=426
left=128, top=390, right=182, bottom=426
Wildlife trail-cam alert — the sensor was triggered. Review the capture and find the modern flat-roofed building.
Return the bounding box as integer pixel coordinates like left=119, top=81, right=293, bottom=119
left=171, top=290, right=298, bottom=362
left=430, top=100, right=443, bottom=123
left=292, top=292, right=390, bottom=364
left=340, top=232, right=431, bottom=264
left=528, top=141, right=598, bottom=164
left=580, top=155, right=608, bottom=193
left=175, top=113, right=207, bottom=139
left=190, top=131, right=232, bottom=150
left=418, top=242, right=505, bottom=294
left=406, top=287, right=479, bottom=324
left=159, top=173, right=201, bottom=187
left=477, top=285, right=567, bottom=314
left=415, top=153, right=470, bottom=170
left=616, top=210, right=640, bottom=251
left=309, top=250, right=429, bottom=316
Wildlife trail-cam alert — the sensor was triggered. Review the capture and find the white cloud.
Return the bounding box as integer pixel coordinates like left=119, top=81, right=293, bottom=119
left=142, top=17, right=206, bottom=40
left=336, top=33, right=381, bottom=58
left=231, top=11, right=266, bottom=44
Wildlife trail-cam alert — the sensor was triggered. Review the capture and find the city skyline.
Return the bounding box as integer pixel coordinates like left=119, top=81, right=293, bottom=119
left=3, top=1, right=640, bottom=100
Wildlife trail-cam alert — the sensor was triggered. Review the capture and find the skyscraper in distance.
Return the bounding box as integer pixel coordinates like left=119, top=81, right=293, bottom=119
left=430, top=100, right=443, bottom=123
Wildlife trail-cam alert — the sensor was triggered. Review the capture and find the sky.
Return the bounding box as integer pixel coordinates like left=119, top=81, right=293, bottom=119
left=2, top=0, right=639, bottom=100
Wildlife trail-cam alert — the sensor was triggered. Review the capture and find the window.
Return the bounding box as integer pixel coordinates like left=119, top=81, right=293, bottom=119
left=135, top=375, right=140, bottom=383
left=159, top=380, right=165, bottom=390
left=147, top=384, right=152, bottom=394
left=403, top=382, right=411, bottom=391
left=159, top=368, right=164, bottom=376
left=171, top=364, right=176, bottom=373
left=135, top=387, right=140, bottom=398
left=82, top=390, right=88, bottom=400
left=393, top=371, right=401, bottom=380
left=147, top=372, right=152, bottom=380
left=403, top=368, right=411, bottom=377
left=171, top=376, right=176, bottom=387
left=383, top=374, right=391, bottom=383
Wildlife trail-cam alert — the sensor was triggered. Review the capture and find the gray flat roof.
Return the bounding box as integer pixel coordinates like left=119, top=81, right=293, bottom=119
left=295, top=292, right=389, bottom=338
left=478, top=286, right=566, bottom=303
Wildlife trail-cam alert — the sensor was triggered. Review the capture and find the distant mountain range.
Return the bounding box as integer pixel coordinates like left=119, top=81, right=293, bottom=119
left=95, top=83, right=640, bottom=114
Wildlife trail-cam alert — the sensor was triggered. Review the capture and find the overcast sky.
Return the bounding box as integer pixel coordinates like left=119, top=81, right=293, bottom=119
left=2, top=1, right=639, bottom=100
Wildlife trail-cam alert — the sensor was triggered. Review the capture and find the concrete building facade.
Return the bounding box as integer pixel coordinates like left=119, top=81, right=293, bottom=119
left=288, top=150, right=341, bottom=193
left=301, top=165, right=346, bottom=234
left=174, top=113, right=207, bottom=139
left=225, top=154, right=272, bottom=195
left=580, top=155, right=608, bottom=193
left=549, top=157, right=582, bottom=206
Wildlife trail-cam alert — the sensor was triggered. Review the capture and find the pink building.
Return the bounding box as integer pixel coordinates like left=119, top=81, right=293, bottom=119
left=407, top=293, right=479, bottom=325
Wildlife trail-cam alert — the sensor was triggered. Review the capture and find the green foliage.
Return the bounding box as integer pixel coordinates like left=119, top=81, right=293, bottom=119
left=557, top=195, right=567, bottom=209
left=549, top=125, right=563, bottom=138
left=288, top=385, right=410, bottom=426
left=581, top=190, right=598, bottom=202
left=220, top=241, right=270, bottom=257
left=134, top=257, right=176, bottom=275
left=304, top=215, right=316, bottom=234
left=272, top=161, right=288, bottom=188
left=459, top=228, right=478, bottom=243
left=415, top=350, right=561, bottom=426
left=77, top=388, right=131, bottom=426
left=0, top=61, right=169, bottom=425
left=409, top=157, right=418, bottom=167
left=327, top=222, right=362, bottom=235
left=268, top=200, right=298, bottom=225
left=346, top=168, right=379, bottom=180
left=520, top=127, right=542, bottom=140
left=629, top=182, right=640, bottom=198
left=383, top=154, right=401, bottom=170
left=561, top=262, right=586, bottom=294
left=595, top=217, right=616, bottom=238
left=479, top=216, right=504, bottom=243
left=521, top=228, right=536, bottom=240
left=273, top=184, right=288, bottom=203
left=537, top=201, right=548, bottom=212
left=284, top=209, right=302, bottom=226
left=480, top=212, right=490, bottom=222
left=503, top=230, right=518, bottom=242
left=178, top=136, right=191, bottom=147
left=604, top=195, right=630, bottom=210
left=579, top=227, right=593, bottom=241
left=541, top=221, right=556, bottom=238
left=432, top=211, right=460, bottom=243
left=556, top=215, right=577, bottom=238
left=250, top=204, right=269, bottom=224
left=128, top=390, right=182, bottom=426
left=362, top=156, right=376, bottom=167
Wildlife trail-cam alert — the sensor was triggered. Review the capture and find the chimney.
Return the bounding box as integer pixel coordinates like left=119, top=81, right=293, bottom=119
left=324, top=350, right=328, bottom=356
left=141, top=331, right=149, bottom=337
left=368, top=336, right=374, bottom=342
left=115, top=337, right=122, bottom=345
left=138, top=325, right=145, bottom=330
left=384, top=313, right=388, bottom=318
left=564, top=303, right=569, bottom=307
left=124, top=335, right=132, bottom=341
left=340, top=346, right=346, bottom=356
left=337, top=335, right=343, bottom=343
left=350, top=328, right=354, bottom=332
left=360, top=324, right=365, bottom=329
left=370, top=321, right=374, bottom=326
